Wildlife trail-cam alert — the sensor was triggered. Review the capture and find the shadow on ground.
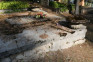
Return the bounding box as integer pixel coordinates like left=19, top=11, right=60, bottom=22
left=85, top=23, right=93, bottom=42
left=84, top=10, right=93, bottom=42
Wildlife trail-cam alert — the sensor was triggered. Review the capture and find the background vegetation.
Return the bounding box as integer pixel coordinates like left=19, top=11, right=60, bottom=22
left=49, top=1, right=75, bottom=12
left=0, top=1, right=29, bottom=11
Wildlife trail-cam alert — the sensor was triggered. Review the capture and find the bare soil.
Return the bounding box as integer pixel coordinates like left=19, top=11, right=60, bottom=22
left=0, top=19, right=24, bottom=35
left=35, top=40, right=93, bottom=62
left=39, top=33, right=48, bottom=39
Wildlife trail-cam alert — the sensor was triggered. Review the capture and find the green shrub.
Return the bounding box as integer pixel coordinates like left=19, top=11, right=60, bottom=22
left=49, top=1, right=76, bottom=12
left=60, top=6, right=68, bottom=12
left=58, top=3, right=68, bottom=12
left=57, top=2, right=67, bottom=7
left=49, top=1, right=69, bottom=12
left=49, top=1, right=59, bottom=8
left=71, top=4, right=75, bottom=10
left=0, top=1, right=29, bottom=10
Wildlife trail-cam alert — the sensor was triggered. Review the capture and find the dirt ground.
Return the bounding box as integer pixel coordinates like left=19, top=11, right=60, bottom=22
left=29, top=40, right=93, bottom=62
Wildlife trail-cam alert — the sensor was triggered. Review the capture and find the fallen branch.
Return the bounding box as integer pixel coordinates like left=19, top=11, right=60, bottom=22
left=50, top=23, right=75, bottom=34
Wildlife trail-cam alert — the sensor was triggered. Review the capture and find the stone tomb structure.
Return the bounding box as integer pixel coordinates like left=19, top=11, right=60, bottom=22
left=0, top=15, right=87, bottom=62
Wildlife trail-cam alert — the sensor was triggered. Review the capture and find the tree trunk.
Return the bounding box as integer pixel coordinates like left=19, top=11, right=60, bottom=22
left=75, top=0, right=80, bottom=15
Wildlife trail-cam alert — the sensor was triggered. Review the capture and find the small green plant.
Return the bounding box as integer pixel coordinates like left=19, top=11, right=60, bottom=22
left=35, top=12, right=47, bottom=19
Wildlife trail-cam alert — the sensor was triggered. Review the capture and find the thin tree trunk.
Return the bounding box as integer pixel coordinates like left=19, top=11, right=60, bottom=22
left=75, top=0, right=80, bottom=15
